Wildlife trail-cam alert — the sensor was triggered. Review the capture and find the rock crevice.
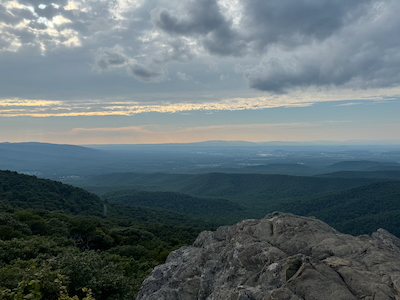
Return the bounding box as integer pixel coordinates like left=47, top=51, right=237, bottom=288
left=136, top=212, right=400, bottom=300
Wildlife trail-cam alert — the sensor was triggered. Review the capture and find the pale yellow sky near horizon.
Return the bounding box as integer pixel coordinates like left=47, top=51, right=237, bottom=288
left=2, top=119, right=398, bottom=145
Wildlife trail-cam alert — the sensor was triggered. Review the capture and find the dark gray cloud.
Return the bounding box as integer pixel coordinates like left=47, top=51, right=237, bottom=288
left=94, top=47, right=128, bottom=72
left=93, top=46, right=167, bottom=83
left=243, top=0, right=400, bottom=93
left=151, top=0, right=400, bottom=93
left=202, top=25, right=246, bottom=56
left=151, top=0, right=372, bottom=57
left=152, top=0, right=226, bottom=36
left=34, top=4, right=60, bottom=20
left=152, top=0, right=245, bottom=56
left=128, top=62, right=167, bottom=83
left=239, top=0, right=372, bottom=50
left=8, top=7, right=36, bottom=23
left=9, top=26, right=37, bottom=44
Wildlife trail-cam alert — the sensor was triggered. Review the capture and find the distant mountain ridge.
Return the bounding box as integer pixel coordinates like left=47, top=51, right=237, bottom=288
left=78, top=172, right=381, bottom=200
left=0, top=142, right=109, bottom=177
left=2, top=142, right=400, bottom=178
left=0, top=142, right=104, bottom=161
left=87, top=139, right=400, bottom=148
left=325, top=160, right=400, bottom=172
left=317, top=170, right=400, bottom=180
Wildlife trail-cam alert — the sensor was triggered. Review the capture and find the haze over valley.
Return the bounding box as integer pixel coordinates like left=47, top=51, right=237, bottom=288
left=1, top=141, right=400, bottom=179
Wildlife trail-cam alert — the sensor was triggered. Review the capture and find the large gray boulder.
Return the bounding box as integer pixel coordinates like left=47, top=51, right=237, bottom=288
left=136, top=212, right=400, bottom=300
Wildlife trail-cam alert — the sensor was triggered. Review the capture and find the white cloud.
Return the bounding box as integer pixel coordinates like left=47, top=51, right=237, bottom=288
left=176, top=71, right=192, bottom=81
left=219, top=74, right=228, bottom=81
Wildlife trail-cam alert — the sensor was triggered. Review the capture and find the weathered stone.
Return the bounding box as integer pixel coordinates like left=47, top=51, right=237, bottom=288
left=136, top=212, right=400, bottom=300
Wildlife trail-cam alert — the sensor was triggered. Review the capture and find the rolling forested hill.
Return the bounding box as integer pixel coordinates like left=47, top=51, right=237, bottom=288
left=70, top=171, right=400, bottom=237
left=273, top=180, right=400, bottom=236
left=73, top=172, right=385, bottom=218
left=317, top=170, right=400, bottom=180
left=102, top=189, right=245, bottom=224
left=323, top=160, right=400, bottom=172
left=74, top=171, right=380, bottom=197
left=0, top=170, right=211, bottom=227
left=0, top=170, right=103, bottom=214
left=0, top=170, right=210, bottom=299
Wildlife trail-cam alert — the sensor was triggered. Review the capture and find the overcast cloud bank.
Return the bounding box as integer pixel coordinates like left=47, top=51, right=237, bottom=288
left=1, top=0, right=400, bottom=114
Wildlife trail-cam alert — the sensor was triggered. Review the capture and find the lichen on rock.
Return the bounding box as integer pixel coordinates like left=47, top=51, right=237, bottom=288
left=136, top=212, right=400, bottom=300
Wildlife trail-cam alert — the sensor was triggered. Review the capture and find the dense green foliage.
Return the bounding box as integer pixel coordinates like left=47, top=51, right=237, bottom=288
left=0, top=170, right=211, bottom=228
left=0, top=205, right=200, bottom=299
left=173, top=173, right=375, bottom=201
left=75, top=172, right=385, bottom=220
left=273, top=181, right=400, bottom=236
left=102, top=189, right=245, bottom=224
left=0, top=171, right=208, bottom=299
left=72, top=171, right=400, bottom=237
left=74, top=172, right=379, bottom=197
left=0, top=264, right=96, bottom=300
left=0, top=171, right=103, bottom=215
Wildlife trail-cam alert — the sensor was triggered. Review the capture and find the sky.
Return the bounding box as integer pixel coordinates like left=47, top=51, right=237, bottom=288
left=1, top=0, right=400, bottom=145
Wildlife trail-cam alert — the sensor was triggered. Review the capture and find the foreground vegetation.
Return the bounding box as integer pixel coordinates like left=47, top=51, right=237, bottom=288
left=0, top=171, right=207, bottom=299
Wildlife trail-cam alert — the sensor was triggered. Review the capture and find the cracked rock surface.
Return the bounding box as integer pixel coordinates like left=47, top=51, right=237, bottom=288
left=136, top=212, right=400, bottom=300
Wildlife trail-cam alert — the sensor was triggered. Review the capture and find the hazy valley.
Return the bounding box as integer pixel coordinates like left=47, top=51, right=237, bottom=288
left=2, top=141, right=400, bottom=179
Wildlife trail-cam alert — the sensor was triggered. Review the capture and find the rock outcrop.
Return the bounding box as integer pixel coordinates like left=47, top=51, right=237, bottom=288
left=136, top=212, right=400, bottom=300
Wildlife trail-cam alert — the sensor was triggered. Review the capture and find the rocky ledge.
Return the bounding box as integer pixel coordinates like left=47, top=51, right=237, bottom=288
left=136, top=212, right=400, bottom=300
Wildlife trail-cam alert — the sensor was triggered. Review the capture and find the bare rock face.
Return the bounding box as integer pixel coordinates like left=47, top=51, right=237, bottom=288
left=136, top=212, right=400, bottom=300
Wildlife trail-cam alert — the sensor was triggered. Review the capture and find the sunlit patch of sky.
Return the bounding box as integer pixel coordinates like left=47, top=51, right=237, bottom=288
left=1, top=86, right=399, bottom=118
